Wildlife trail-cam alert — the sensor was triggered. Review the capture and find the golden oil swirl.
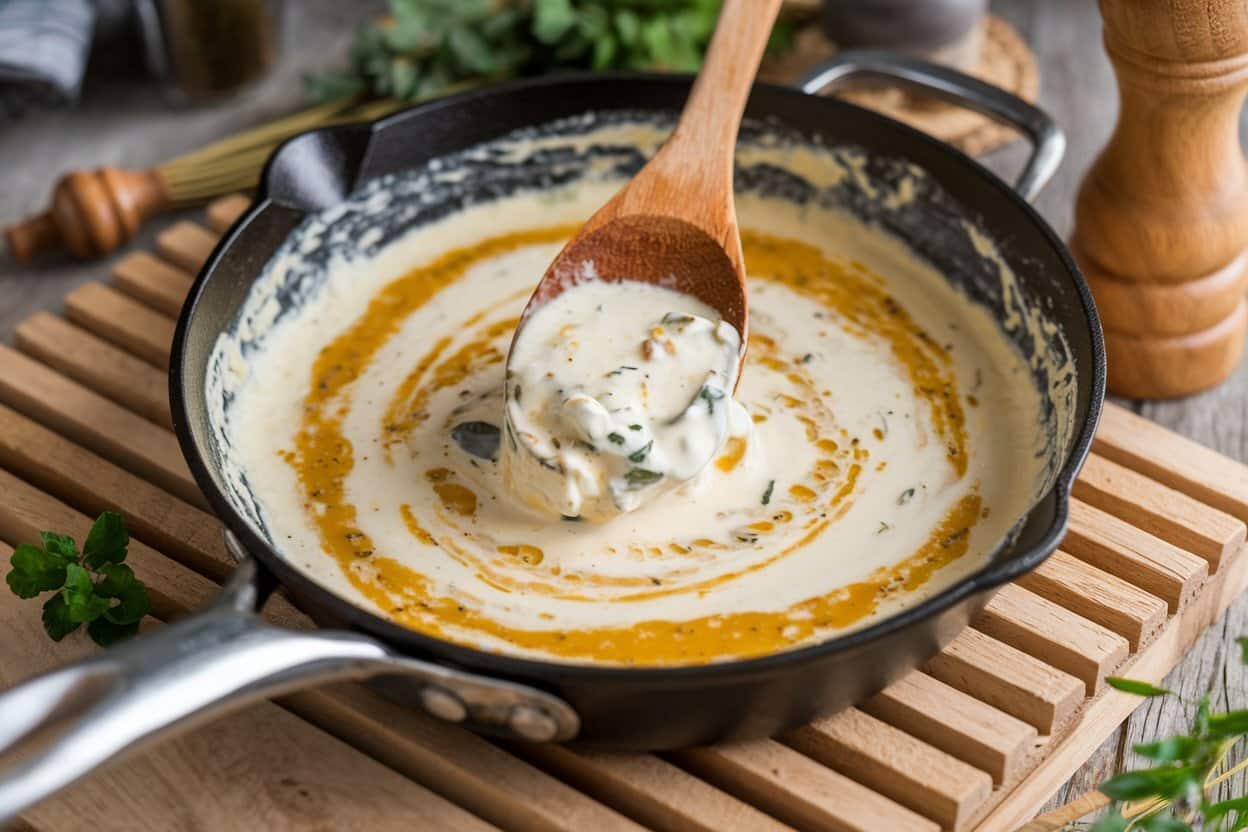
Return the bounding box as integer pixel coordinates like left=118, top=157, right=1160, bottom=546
left=280, top=225, right=977, bottom=665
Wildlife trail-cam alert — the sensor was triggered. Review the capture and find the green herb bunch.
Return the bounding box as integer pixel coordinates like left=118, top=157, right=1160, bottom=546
left=306, top=0, right=789, bottom=102
left=5, top=512, right=151, bottom=647
left=1088, top=645, right=1248, bottom=832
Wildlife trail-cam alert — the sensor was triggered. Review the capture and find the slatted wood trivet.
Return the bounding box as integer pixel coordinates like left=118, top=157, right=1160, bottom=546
left=3, top=194, right=1248, bottom=832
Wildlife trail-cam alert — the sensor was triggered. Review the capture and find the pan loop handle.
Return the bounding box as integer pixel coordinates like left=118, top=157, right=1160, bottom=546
left=0, top=536, right=579, bottom=826
left=796, top=50, right=1066, bottom=202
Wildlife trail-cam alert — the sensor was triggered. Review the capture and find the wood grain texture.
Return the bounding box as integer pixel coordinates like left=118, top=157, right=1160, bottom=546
left=64, top=281, right=175, bottom=369
left=925, top=627, right=1084, bottom=734
left=156, top=221, right=220, bottom=274
left=1064, top=497, right=1208, bottom=613
left=112, top=250, right=194, bottom=319
left=785, top=708, right=994, bottom=830
left=14, top=312, right=172, bottom=429
left=973, top=583, right=1129, bottom=695
left=0, top=346, right=204, bottom=509
left=672, top=740, right=940, bottom=832
left=206, top=194, right=252, bottom=233
left=1074, top=453, right=1246, bottom=571
left=1016, top=550, right=1168, bottom=650
left=861, top=670, right=1037, bottom=785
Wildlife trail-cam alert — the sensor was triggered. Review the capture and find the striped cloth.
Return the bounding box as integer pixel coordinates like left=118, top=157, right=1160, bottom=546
left=0, top=0, right=95, bottom=118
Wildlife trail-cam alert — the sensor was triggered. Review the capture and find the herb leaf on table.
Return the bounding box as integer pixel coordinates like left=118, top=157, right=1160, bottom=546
left=4, top=512, right=150, bottom=647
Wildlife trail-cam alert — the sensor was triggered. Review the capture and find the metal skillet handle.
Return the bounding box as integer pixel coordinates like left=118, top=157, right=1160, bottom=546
left=0, top=537, right=578, bottom=825
left=797, top=50, right=1066, bottom=202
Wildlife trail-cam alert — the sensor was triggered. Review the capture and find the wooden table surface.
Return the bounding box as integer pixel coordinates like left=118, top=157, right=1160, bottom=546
left=1, top=0, right=1246, bottom=823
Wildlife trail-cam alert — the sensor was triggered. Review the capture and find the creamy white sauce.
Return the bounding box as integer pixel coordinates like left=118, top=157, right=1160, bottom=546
left=503, top=281, right=746, bottom=521
left=210, top=121, right=1063, bottom=666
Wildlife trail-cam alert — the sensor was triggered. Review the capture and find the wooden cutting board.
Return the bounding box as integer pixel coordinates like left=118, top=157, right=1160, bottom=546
left=2, top=194, right=1247, bottom=832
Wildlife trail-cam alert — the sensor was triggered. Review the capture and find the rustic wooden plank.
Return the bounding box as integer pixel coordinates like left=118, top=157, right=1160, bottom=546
left=206, top=193, right=253, bottom=232
left=0, top=403, right=230, bottom=582
left=63, top=282, right=175, bottom=370
left=512, top=744, right=792, bottom=832
left=0, top=548, right=494, bottom=832
left=784, top=708, right=994, bottom=831
left=1074, top=453, right=1246, bottom=572
left=1094, top=401, right=1248, bottom=524
left=13, top=312, right=172, bottom=429
left=157, top=220, right=220, bottom=273
left=0, top=346, right=205, bottom=510
left=974, top=584, right=1130, bottom=695
left=862, top=670, right=1038, bottom=786
left=672, top=740, right=939, bottom=832
left=283, top=684, right=644, bottom=832
left=1015, top=550, right=1168, bottom=650
left=925, top=628, right=1084, bottom=734
left=112, top=250, right=195, bottom=319
left=1064, top=498, right=1207, bottom=613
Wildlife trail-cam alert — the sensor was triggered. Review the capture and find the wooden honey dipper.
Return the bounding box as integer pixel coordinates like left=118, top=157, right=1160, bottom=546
left=1071, top=0, right=1248, bottom=398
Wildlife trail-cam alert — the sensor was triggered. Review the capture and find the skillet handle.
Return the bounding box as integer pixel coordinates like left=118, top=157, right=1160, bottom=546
left=796, top=50, right=1066, bottom=202
left=0, top=549, right=578, bottom=825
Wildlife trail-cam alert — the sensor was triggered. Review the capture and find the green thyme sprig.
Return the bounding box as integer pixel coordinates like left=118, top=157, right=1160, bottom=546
left=306, top=0, right=793, bottom=103
left=1084, top=641, right=1248, bottom=832
left=5, top=512, right=150, bottom=647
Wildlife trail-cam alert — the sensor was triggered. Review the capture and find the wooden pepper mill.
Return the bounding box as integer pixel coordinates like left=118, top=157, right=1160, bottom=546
left=1071, top=0, right=1248, bottom=398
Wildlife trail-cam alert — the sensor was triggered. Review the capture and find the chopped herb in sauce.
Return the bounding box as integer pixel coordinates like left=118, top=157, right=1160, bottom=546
left=451, top=421, right=501, bottom=460
left=628, top=440, right=653, bottom=463
left=761, top=479, right=775, bottom=505
left=607, top=432, right=625, bottom=445
left=699, top=386, right=726, bottom=414
left=606, top=365, right=638, bottom=377
left=624, top=468, right=663, bottom=488
left=897, top=487, right=916, bottom=505
left=628, top=424, right=642, bottom=431
left=661, top=312, right=695, bottom=325
left=876, top=521, right=891, bottom=535
left=799, top=353, right=813, bottom=364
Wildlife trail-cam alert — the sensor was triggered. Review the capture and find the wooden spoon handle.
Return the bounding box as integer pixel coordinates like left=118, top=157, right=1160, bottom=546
left=662, top=0, right=784, bottom=182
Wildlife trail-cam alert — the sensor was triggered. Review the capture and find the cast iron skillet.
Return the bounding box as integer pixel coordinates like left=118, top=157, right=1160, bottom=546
left=0, top=52, right=1104, bottom=822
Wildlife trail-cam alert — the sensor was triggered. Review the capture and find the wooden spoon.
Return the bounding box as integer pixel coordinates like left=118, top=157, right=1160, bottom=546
left=512, top=0, right=783, bottom=362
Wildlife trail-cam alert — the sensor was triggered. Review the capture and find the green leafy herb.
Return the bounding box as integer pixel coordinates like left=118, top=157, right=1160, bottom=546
left=628, top=424, right=642, bottom=431
left=607, top=365, right=639, bottom=377
left=607, top=432, right=625, bottom=445
left=897, top=487, right=915, bottom=506
left=660, top=312, right=694, bottom=325
left=628, top=441, right=652, bottom=463
left=1087, top=642, right=1248, bottom=831
left=5, top=512, right=149, bottom=647
left=451, top=421, right=501, bottom=460
left=624, top=468, right=663, bottom=489
left=699, top=386, right=726, bottom=414
left=1106, top=677, right=1172, bottom=697
left=308, top=0, right=794, bottom=104
left=761, top=479, right=775, bottom=506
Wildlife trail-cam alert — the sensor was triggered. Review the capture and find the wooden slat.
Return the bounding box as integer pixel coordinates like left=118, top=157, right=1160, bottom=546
left=112, top=250, right=195, bottom=319
left=157, top=220, right=219, bottom=273
left=0, top=553, right=494, bottom=832
left=785, top=708, right=993, bottom=830
left=673, top=740, right=939, bottom=832
left=1015, top=550, right=1168, bottom=650
left=1095, top=401, right=1248, bottom=524
left=925, top=628, right=1084, bottom=734
left=1074, top=453, right=1245, bottom=571
left=862, top=671, right=1037, bottom=785
left=0, top=346, right=205, bottom=510
left=207, top=193, right=252, bottom=232
left=64, top=282, right=175, bottom=370
left=1064, top=498, right=1207, bottom=612
left=0, top=403, right=230, bottom=581
left=283, top=685, right=644, bottom=832
left=513, top=744, right=792, bottom=832
left=974, top=584, right=1129, bottom=695
left=14, top=312, right=172, bottom=429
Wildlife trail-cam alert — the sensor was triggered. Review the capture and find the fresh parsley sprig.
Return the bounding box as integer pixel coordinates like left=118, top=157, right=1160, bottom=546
left=6, top=512, right=151, bottom=647
left=1086, top=645, right=1248, bottom=832
left=306, top=0, right=793, bottom=103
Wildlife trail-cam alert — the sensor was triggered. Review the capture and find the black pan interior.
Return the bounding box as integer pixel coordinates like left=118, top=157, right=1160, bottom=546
left=171, top=73, right=1104, bottom=747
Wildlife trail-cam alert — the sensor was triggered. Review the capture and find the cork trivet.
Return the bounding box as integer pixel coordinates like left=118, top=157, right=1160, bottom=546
left=760, top=15, right=1039, bottom=158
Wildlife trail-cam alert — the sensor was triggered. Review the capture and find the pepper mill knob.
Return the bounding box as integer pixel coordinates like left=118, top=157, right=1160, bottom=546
left=4, top=167, right=172, bottom=263
left=1071, top=0, right=1248, bottom=398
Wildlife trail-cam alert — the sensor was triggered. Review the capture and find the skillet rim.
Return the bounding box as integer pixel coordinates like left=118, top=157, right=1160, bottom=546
left=170, top=71, right=1106, bottom=685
